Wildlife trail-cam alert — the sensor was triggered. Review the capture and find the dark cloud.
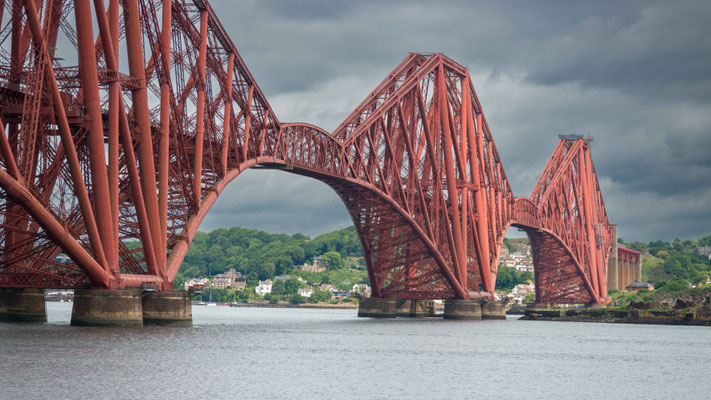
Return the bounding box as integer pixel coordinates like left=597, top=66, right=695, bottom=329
left=201, top=170, right=352, bottom=239
left=202, top=0, right=711, bottom=242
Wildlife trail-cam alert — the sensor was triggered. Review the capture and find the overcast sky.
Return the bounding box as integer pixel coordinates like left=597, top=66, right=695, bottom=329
left=199, top=0, right=711, bottom=242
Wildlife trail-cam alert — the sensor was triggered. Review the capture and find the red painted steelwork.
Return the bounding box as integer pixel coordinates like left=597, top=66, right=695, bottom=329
left=618, top=247, right=641, bottom=263
left=510, top=137, right=613, bottom=303
left=0, top=1, right=614, bottom=303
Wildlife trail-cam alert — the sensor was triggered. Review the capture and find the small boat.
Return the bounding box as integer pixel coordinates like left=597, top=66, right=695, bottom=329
left=206, top=292, right=216, bottom=306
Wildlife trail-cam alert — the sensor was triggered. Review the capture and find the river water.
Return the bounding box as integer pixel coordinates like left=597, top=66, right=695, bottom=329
left=1, top=302, right=709, bottom=399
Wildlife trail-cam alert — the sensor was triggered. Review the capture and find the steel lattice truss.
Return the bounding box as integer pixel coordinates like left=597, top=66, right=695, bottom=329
left=511, top=137, right=612, bottom=303
left=0, top=0, right=612, bottom=303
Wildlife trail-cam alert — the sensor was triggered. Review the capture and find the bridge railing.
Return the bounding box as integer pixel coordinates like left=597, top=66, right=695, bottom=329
left=276, top=123, right=343, bottom=175
left=512, top=197, right=541, bottom=228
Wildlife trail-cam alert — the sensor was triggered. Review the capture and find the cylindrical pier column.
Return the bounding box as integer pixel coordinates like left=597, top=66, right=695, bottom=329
left=142, top=291, right=192, bottom=326
left=71, top=289, right=143, bottom=327
left=480, top=300, right=506, bottom=319
left=443, top=299, right=482, bottom=320
left=0, top=288, right=46, bottom=322
left=358, top=297, right=396, bottom=318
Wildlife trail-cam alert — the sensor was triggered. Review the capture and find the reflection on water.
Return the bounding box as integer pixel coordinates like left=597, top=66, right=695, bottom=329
left=1, top=302, right=710, bottom=399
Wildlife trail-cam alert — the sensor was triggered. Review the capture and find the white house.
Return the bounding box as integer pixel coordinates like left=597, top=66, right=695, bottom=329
left=319, top=284, right=337, bottom=293
left=515, top=264, right=534, bottom=272
left=255, top=279, right=273, bottom=295
left=298, top=288, right=313, bottom=298
left=351, top=283, right=371, bottom=297
left=510, top=250, right=529, bottom=262
left=501, top=257, right=516, bottom=268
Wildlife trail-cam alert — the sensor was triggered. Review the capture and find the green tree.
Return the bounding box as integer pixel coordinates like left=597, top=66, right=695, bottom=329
left=237, top=290, right=251, bottom=302
left=177, top=225, right=369, bottom=289
left=271, top=280, right=286, bottom=296
left=519, top=271, right=534, bottom=283
left=289, top=293, right=305, bottom=304
left=699, top=235, right=711, bottom=247
left=182, top=266, right=200, bottom=278
left=173, top=272, right=186, bottom=289
left=274, top=256, right=295, bottom=276
left=322, top=251, right=344, bottom=270
left=283, top=278, right=301, bottom=295
left=692, top=271, right=708, bottom=285
left=656, top=250, right=670, bottom=260
left=494, top=266, right=535, bottom=291
left=662, top=279, right=689, bottom=292
left=503, top=238, right=517, bottom=254
left=497, top=267, right=515, bottom=290
left=311, top=289, right=332, bottom=303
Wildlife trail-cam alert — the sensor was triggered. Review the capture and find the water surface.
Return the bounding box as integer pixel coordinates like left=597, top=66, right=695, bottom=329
left=1, top=302, right=709, bottom=399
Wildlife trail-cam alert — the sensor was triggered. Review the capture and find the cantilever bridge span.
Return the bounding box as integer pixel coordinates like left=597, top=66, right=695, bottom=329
left=0, top=0, right=614, bottom=304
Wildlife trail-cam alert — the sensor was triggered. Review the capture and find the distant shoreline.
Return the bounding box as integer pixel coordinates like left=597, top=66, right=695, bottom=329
left=193, top=301, right=358, bottom=309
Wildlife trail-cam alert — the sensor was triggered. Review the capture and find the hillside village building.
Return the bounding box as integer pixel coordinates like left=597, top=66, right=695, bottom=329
left=515, top=258, right=534, bottom=272
left=184, top=277, right=209, bottom=291
left=499, top=243, right=534, bottom=271
left=626, top=282, right=655, bottom=291
left=351, top=283, right=371, bottom=297
left=299, top=256, right=326, bottom=273
left=698, top=246, right=711, bottom=260
left=210, top=268, right=245, bottom=289
left=255, top=279, right=273, bottom=295
left=319, top=284, right=337, bottom=293
left=511, top=283, right=535, bottom=304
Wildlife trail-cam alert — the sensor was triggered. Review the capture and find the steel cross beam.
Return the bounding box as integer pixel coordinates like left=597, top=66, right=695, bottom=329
left=0, top=0, right=614, bottom=303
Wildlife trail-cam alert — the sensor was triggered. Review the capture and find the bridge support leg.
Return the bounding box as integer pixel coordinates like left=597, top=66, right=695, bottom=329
left=142, top=291, right=192, bottom=326
left=0, top=288, right=46, bottom=323
left=71, top=289, right=143, bottom=327
left=395, top=299, right=436, bottom=317
left=480, top=300, right=506, bottom=319
left=443, top=299, right=482, bottom=320
left=358, top=297, right=396, bottom=318
left=608, top=224, right=619, bottom=291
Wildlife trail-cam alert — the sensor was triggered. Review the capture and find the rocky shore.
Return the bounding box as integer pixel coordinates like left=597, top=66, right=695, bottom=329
left=521, top=294, right=711, bottom=326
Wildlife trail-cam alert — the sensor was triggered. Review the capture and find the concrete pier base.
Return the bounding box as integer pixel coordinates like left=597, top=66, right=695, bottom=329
left=142, top=291, right=192, bottom=326
left=71, top=289, right=143, bottom=327
left=0, top=288, right=46, bottom=323
left=358, top=297, right=396, bottom=318
left=395, top=299, right=436, bottom=317
left=480, top=300, right=506, bottom=319
left=443, top=299, right=482, bottom=320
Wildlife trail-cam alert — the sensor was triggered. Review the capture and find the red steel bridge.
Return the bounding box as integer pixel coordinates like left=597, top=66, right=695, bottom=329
left=0, top=0, right=621, bottom=304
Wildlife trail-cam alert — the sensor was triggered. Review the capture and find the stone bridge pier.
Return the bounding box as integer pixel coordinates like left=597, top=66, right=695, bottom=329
left=607, top=224, right=642, bottom=291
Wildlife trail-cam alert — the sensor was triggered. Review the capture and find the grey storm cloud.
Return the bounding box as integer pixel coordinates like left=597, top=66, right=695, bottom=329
left=199, top=0, right=711, bottom=242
